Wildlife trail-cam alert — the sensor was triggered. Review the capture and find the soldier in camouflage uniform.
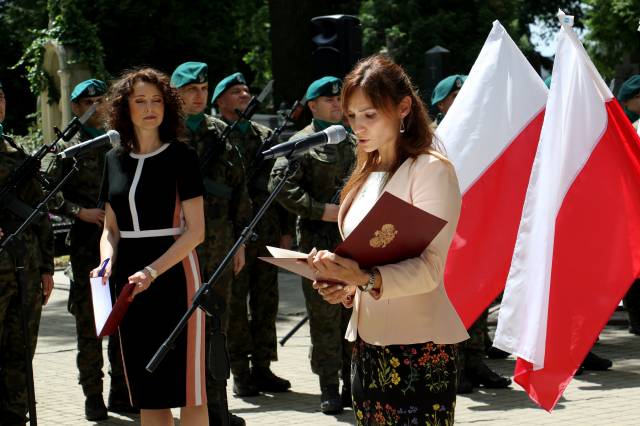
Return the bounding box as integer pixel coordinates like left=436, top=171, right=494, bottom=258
left=431, top=75, right=511, bottom=394
left=45, top=80, right=132, bottom=421
left=212, top=72, right=293, bottom=397
left=268, top=76, right=356, bottom=415
left=171, top=62, right=252, bottom=426
left=0, top=80, right=55, bottom=425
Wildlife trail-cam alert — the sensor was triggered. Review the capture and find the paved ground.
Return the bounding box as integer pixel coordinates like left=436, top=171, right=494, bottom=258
left=30, top=267, right=640, bottom=425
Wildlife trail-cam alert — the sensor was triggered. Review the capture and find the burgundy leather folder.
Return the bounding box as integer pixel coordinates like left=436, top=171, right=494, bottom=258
left=98, top=282, right=135, bottom=338
left=260, top=191, right=447, bottom=279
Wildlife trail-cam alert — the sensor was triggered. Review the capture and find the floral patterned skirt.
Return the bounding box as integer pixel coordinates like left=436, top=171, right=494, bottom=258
left=351, top=337, right=458, bottom=426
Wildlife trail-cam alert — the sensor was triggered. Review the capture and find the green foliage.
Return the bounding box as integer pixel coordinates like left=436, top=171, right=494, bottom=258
left=584, top=0, right=640, bottom=79
left=359, top=0, right=522, bottom=87
left=359, top=0, right=587, bottom=91
left=235, top=0, right=272, bottom=87
left=14, top=0, right=105, bottom=103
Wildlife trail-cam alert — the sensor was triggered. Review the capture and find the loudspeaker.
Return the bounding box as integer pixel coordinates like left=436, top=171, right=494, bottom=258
left=311, top=14, right=362, bottom=80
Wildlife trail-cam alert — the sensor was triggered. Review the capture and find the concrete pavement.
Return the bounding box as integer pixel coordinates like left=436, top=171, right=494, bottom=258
left=29, top=267, right=640, bottom=425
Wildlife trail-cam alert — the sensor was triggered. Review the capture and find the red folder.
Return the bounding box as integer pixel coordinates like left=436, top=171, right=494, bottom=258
left=98, top=282, right=135, bottom=338
left=335, top=191, right=447, bottom=268
left=260, top=191, right=447, bottom=277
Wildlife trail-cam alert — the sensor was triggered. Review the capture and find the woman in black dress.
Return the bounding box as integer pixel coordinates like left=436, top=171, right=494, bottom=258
left=91, top=68, right=207, bottom=425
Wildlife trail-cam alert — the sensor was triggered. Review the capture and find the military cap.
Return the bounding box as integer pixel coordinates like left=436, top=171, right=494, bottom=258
left=211, top=72, right=247, bottom=105
left=617, top=75, right=640, bottom=102
left=171, top=62, right=208, bottom=88
left=70, top=79, right=107, bottom=102
left=306, top=76, right=342, bottom=101
left=431, top=75, right=467, bottom=106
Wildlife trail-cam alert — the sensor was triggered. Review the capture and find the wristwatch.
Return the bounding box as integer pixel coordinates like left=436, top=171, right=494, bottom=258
left=358, top=269, right=376, bottom=293
left=144, top=265, right=158, bottom=281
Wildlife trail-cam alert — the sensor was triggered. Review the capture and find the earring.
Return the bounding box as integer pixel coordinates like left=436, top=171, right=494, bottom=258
left=399, top=119, right=406, bottom=134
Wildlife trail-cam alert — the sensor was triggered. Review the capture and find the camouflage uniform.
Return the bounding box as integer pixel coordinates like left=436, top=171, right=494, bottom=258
left=46, top=127, right=127, bottom=401
left=184, top=114, right=252, bottom=413
left=0, top=136, right=54, bottom=425
left=225, top=121, right=294, bottom=376
left=268, top=122, right=356, bottom=388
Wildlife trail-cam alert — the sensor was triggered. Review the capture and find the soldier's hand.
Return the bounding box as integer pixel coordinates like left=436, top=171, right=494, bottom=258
left=233, top=245, right=246, bottom=275
left=321, top=203, right=339, bottom=222
left=77, top=208, right=105, bottom=227
left=41, top=273, right=54, bottom=305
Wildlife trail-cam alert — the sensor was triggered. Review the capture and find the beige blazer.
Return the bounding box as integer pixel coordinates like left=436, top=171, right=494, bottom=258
left=339, top=152, right=469, bottom=346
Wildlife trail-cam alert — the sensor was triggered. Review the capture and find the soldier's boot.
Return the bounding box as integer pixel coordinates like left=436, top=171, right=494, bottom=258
left=624, top=280, right=640, bottom=335
left=341, top=382, right=352, bottom=408
left=628, top=310, right=640, bottom=335
left=107, top=388, right=138, bottom=414
left=484, top=338, right=510, bottom=359
left=208, top=380, right=246, bottom=426
left=250, top=365, right=291, bottom=393
left=581, top=351, right=612, bottom=371
left=340, top=363, right=351, bottom=408
left=456, top=367, right=474, bottom=394
left=319, top=377, right=343, bottom=415
left=85, top=393, right=108, bottom=421
left=232, top=367, right=260, bottom=397
left=466, top=361, right=511, bottom=389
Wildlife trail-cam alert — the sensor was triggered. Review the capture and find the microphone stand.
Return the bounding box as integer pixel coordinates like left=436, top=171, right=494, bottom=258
left=0, top=104, right=95, bottom=206
left=0, top=156, right=81, bottom=426
left=146, top=156, right=302, bottom=374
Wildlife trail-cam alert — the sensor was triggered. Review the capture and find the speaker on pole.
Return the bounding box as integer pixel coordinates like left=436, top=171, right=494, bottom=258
left=311, top=14, right=362, bottom=79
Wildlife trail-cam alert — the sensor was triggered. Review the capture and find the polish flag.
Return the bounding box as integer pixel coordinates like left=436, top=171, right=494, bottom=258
left=494, top=12, right=640, bottom=411
left=437, top=21, right=548, bottom=327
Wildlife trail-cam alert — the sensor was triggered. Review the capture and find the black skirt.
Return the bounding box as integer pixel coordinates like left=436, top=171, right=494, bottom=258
left=351, top=337, right=458, bottom=425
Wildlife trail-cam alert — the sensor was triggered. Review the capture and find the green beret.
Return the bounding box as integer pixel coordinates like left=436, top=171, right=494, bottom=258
left=70, top=79, right=106, bottom=102
left=544, top=76, right=552, bottom=89
left=211, top=72, right=247, bottom=105
left=617, top=75, right=640, bottom=102
left=306, top=76, right=342, bottom=101
left=431, top=75, right=467, bottom=106
left=171, top=62, right=208, bottom=88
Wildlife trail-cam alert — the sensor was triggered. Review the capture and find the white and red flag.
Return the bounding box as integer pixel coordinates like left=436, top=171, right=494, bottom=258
left=437, top=21, right=548, bottom=327
left=494, top=12, right=640, bottom=411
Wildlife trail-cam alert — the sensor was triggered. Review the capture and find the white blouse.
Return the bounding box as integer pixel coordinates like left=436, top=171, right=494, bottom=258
left=342, top=172, right=387, bottom=238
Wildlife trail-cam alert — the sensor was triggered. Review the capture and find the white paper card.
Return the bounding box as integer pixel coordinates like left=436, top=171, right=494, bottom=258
left=90, top=277, right=112, bottom=337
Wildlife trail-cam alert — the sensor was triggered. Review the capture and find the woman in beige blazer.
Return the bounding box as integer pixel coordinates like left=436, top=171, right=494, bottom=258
left=307, top=55, right=469, bottom=425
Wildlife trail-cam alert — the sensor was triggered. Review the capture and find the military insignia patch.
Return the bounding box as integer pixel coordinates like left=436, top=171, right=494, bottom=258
left=332, top=82, right=339, bottom=94
left=455, top=78, right=463, bottom=88
left=87, top=86, right=96, bottom=96
left=369, top=224, right=398, bottom=248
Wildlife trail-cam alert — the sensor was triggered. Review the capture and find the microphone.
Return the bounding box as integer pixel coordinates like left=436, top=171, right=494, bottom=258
left=262, top=125, right=347, bottom=160
left=57, top=130, right=119, bottom=159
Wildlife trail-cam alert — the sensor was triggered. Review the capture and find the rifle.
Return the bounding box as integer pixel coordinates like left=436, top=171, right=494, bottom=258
left=0, top=104, right=96, bottom=208
left=249, top=97, right=307, bottom=177
left=199, top=80, right=273, bottom=172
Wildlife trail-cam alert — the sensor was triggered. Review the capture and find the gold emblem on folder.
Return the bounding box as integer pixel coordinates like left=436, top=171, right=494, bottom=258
left=369, top=224, right=398, bottom=248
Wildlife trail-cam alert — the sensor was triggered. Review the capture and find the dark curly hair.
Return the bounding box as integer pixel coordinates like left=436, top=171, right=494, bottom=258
left=106, top=67, right=184, bottom=152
